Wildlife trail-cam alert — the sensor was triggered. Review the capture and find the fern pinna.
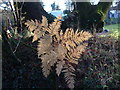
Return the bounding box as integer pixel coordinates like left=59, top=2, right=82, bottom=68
left=25, top=16, right=93, bottom=88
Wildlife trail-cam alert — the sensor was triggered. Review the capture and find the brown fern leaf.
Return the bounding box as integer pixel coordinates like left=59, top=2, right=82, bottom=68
left=37, top=35, right=52, bottom=56
left=26, top=16, right=93, bottom=88
left=25, top=19, right=45, bottom=42
left=41, top=16, right=48, bottom=28
left=41, top=54, right=51, bottom=77
left=56, top=60, right=65, bottom=76
left=61, top=29, right=93, bottom=49
left=71, top=43, right=88, bottom=59
left=63, top=64, right=75, bottom=88
left=32, top=29, right=45, bottom=42
left=25, top=19, right=41, bottom=32
left=48, top=50, right=58, bottom=66
left=48, top=15, right=62, bottom=37
left=64, top=39, right=76, bottom=50
left=40, top=50, right=58, bottom=77
left=74, top=30, right=93, bottom=45
left=57, top=44, right=67, bottom=60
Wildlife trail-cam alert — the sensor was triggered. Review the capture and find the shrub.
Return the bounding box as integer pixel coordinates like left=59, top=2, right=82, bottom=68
left=77, top=36, right=119, bottom=88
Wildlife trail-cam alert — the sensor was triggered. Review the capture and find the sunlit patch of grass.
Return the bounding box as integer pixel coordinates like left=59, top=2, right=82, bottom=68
left=103, top=24, right=119, bottom=39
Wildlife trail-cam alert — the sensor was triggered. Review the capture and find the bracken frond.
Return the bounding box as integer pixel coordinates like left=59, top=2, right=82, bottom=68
left=37, top=34, right=52, bottom=56
left=41, top=54, right=51, bottom=77
left=63, top=64, right=75, bottom=88
left=25, top=16, right=93, bottom=88
left=56, top=60, right=65, bottom=76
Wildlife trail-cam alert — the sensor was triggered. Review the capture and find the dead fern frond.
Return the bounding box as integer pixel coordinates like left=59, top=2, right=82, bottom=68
left=57, top=44, right=67, bottom=60
left=41, top=16, right=48, bottom=28
left=56, top=60, right=65, bottom=76
left=37, top=34, right=52, bottom=56
left=32, top=28, right=45, bottom=42
left=41, top=54, right=51, bottom=77
left=63, top=64, right=75, bottom=88
left=48, top=15, right=62, bottom=38
left=25, top=19, right=41, bottom=32
left=25, top=16, right=93, bottom=88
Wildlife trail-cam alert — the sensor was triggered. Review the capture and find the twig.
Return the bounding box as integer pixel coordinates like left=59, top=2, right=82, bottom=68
left=12, top=2, right=25, bottom=53
left=8, top=0, right=17, bottom=26
left=13, top=36, right=22, bottom=53
left=3, top=30, right=21, bottom=62
left=3, top=10, right=21, bottom=62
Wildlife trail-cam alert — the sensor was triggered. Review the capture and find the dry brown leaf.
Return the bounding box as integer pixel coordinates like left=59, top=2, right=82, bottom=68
left=41, top=54, right=51, bottom=77
left=41, top=16, right=48, bottom=28
left=32, top=29, right=45, bottom=42
left=57, top=44, right=67, bottom=60
left=37, top=35, right=52, bottom=56
left=56, top=60, right=65, bottom=76
left=63, top=64, right=75, bottom=88
left=48, top=50, right=58, bottom=66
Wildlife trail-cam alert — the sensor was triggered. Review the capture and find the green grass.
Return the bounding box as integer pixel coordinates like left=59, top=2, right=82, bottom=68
left=104, top=24, right=120, bottom=31
left=103, top=24, right=120, bottom=39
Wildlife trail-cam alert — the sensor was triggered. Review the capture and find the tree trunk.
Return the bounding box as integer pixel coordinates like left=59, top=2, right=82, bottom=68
left=13, top=1, right=54, bottom=23
left=21, top=2, right=54, bottom=22
left=76, top=2, right=112, bottom=32
left=62, top=1, right=112, bottom=33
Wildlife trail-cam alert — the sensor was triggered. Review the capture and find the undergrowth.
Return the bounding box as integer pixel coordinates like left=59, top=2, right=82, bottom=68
left=77, top=36, right=119, bottom=88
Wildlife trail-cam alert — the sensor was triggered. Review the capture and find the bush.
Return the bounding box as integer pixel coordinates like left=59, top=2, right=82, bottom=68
left=77, top=36, right=119, bottom=88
